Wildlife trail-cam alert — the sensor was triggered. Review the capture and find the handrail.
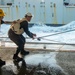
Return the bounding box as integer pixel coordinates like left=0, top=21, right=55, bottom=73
left=0, top=40, right=75, bottom=45
left=0, top=37, right=75, bottom=45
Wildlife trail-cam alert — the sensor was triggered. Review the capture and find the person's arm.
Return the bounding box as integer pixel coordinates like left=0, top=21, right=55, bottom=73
left=21, top=21, right=34, bottom=38
left=21, top=21, right=37, bottom=39
left=4, top=20, right=17, bottom=25
left=4, top=21, right=13, bottom=24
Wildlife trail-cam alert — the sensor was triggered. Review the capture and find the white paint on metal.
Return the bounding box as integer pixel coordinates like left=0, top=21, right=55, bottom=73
left=0, top=0, right=75, bottom=24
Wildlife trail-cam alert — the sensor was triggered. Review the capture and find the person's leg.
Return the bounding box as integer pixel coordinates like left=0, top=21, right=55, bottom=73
left=19, top=35, right=29, bottom=55
left=8, top=29, right=29, bottom=58
left=8, top=29, right=22, bottom=59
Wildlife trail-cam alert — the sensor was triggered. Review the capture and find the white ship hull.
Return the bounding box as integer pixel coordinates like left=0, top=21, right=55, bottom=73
left=0, top=0, right=75, bottom=26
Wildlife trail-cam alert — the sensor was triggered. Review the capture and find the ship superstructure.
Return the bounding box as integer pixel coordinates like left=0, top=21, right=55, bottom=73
left=0, top=0, right=75, bottom=26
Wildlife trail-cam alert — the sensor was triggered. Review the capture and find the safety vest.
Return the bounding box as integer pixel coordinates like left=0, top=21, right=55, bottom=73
left=10, top=18, right=26, bottom=35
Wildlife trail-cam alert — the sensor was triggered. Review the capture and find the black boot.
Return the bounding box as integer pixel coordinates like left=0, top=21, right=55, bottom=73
left=13, top=54, right=18, bottom=59
left=13, top=54, right=23, bottom=62
left=20, top=50, right=29, bottom=56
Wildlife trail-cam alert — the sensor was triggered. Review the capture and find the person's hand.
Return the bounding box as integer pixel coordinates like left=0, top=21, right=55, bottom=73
left=32, top=34, right=36, bottom=39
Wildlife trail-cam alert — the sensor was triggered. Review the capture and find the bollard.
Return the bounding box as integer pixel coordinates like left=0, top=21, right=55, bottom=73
left=43, top=45, right=46, bottom=49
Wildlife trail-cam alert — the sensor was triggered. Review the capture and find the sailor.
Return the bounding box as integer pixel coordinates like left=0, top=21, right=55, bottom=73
left=0, top=8, right=14, bottom=25
left=8, top=12, right=36, bottom=60
left=0, top=9, right=5, bottom=24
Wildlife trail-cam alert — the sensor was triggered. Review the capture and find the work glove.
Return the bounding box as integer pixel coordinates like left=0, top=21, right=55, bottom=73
left=32, top=34, right=36, bottom=39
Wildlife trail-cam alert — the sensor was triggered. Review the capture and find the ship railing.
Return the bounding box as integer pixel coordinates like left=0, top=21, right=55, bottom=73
left=0, top=37, right=75, bottom=52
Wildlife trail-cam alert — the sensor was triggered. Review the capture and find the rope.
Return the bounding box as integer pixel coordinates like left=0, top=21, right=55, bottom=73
left=0, top=28, right=75, bottom=39
left=37, top=37, right=74, bottom=46
left=40, top=38, right=75, bottom=46
left=0, top=28, right=75, bottom=46
left=36, top=28, right=75, bottom=47
left=37, top=28, right=75, bottom=39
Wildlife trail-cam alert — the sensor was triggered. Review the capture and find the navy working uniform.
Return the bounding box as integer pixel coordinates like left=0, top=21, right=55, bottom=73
left=0, top=9, right=13, bottom=25
left=8, top=12, right=36, bottom=60
left=0, top=9, right=5, bottom=24
left=0, top=20, right=5, bottom=24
